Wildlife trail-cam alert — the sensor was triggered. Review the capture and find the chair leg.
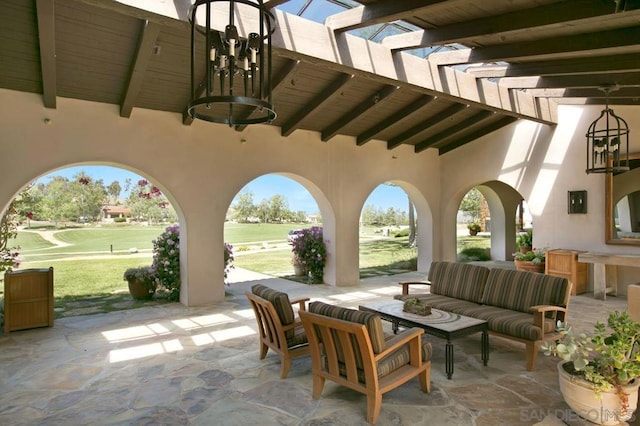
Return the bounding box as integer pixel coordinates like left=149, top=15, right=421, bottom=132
left=280, top=357, right=291, bottom=379
left=526, top=341, right=540, bottom=371
left=366, top=392, right=382, bottom=424
left=419, top=364, right=431, bottom=393
left=259, top=342, right=268, bottom=360
left=312, top=375, right=325, bottom=399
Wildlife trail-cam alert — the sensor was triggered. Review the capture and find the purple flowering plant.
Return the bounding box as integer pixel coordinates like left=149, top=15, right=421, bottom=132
left=151, top=224, right=180, bottom=301
left=290, top=226, right=326, bottom=283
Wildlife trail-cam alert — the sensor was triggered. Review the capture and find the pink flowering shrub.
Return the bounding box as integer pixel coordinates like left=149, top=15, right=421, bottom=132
left=152, top=224, right=180, bottom=301
left=290, top=226, right=326, bottom=284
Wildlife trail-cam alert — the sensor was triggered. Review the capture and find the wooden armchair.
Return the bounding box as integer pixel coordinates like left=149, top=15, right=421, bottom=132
left=245, top=284, right=310, bottom=378
left=300, top=302, right=431, bottom=424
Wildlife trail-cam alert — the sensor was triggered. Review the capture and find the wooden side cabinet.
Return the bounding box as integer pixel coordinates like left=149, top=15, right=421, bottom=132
left=545, top=249, right=588, bottom=295
left=4, top=267, right=54, bottom=333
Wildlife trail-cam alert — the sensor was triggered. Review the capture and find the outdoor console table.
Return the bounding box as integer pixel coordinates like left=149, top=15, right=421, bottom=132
left=359, top=299, right=489, bottom=380
left=577, top=252, right=640, bottom=300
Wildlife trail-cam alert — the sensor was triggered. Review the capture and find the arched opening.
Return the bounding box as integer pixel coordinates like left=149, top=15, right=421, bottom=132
left=453, top=181, right=526, bottom=263
left=2, top=164, right=185, bottom=317
left=359, top=181, right=433, bottom=274
left=224, top=173, right=335, bottom=285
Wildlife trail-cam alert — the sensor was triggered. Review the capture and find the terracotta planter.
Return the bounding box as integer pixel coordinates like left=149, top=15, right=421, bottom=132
left=292, top=261, right=308, bottom=277
left=514, top=260, right=545, bottom=274
left=127, top=278, right=155, bottom=300
left=557, top=361, right=640, bottom=425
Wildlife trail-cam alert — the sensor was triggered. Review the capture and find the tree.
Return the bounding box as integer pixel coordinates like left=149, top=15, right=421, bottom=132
left=127, top=179, right=171, bottom=224
left=460, top=188, right=483, bottom=224
left=232, top=191, right=256, bottom=222
left=0, top=189, right=31, bottom=272
left=40, top=177, right=76, bottom=225
left=107, top=181, right=121, bottom=204
left=268, top=194, right=289, bottom=222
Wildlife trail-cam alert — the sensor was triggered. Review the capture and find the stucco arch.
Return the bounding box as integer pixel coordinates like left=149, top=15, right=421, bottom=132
left=223, top=172, right=338, bottom=285
left=444, top=180, right=523, bottom=261
left=355, top=180, right=434, bottom=272
left=0, top=161, right=192, bottom=302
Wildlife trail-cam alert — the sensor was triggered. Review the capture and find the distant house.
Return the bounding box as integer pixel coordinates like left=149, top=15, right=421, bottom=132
left=103, top=205, right=131, bottom=220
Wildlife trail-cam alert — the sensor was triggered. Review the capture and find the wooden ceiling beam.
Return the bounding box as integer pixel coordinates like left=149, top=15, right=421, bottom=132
left=281, top=73, right=354, bottom=137
left=356, top=95, right=435, bottom=146
left=497, top=73, right=640, bottom=89
left=527, top=87, right=640, bottom=98
left=387, top=103, right=467, bottom=149
left=321, top=84, right=398, bottom=142
left=429, top=26, right=640, bottom=66
left=383, top=0, right=614, bottom=51
left=466, top=54, right=640, bottom=78
left=414, top=110, right=494, bottom=153
left=35, top=0, right=57, bottom=109
left=265, top=0, right=291, bottom=9
left=235, top=59, right=300, bottom=132
left=325, top=0, right=447, bottom=32
left=121, top=20, right=160, bottom=118
left=437, top=116, right=518, bottom=155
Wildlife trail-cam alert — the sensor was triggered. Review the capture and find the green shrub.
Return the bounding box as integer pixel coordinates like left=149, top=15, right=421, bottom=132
left=457, top=247, right=490, bottom=262
left=113, top=217, right=127, bottom=223
left=394, top=229, right=410, bottom=237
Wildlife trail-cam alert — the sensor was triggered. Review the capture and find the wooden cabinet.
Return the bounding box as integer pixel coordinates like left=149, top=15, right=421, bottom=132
left=4, top=267, right=54, bottom=332
left=545, top=249, right=588, bottom=295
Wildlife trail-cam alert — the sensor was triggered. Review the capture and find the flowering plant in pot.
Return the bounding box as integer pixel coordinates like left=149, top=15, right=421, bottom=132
left=290, top=226, right=326, bottom=284
left=516, top=229, right=533, bottom=253
left=541, top=311, right=640, bottom=424
left=123, top=266, right=156, bottom=300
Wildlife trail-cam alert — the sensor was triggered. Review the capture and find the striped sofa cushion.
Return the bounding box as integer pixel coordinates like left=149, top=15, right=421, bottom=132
left=428, top=261, right=490, bottom=304
left=481, top=269, right=569, bottom=314
left=395, top=294, right=481, bottom=315
left=469, top=306, right=557, bottom=341
left=309, top=301, right=386, bottom=354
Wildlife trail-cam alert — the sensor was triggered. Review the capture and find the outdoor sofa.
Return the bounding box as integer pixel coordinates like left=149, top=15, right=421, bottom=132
left=397, top=261, right=571, bottom=370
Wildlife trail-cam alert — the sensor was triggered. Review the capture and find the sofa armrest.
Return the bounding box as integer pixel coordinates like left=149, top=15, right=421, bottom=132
left=529, top=305, right=568, bottom=331
left=290, top=297, right=310, bottom=311
left=398, top=281, right=430, bottom=296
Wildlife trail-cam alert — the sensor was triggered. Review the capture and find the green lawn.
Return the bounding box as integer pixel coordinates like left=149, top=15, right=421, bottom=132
left=223, top=222, right=308, bottom=244
left=4, top=223, right=495, bottom=318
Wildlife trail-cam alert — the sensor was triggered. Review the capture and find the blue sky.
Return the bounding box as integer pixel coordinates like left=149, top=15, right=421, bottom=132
left=35, top=166, right=409, bottom=214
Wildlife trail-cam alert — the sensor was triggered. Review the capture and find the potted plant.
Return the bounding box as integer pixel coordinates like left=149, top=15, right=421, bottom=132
left=467, top=222, right=481, bottom=236
left=123, top=266, right=156, bottom=300
left=290, top=226, right=326, bottom=284
left=541, top=311, right=640, bottom=425
left=513, top=247, right=545, bottom=273
left=516, top=229, right=533, bottom=253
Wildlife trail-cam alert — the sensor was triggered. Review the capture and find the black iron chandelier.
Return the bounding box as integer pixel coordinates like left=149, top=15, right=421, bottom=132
left=585, top=86, right=629, bottom=174
left=188, top=0, right=276, bottom=126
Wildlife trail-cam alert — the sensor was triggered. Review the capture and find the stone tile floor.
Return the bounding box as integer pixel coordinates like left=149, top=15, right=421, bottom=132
left=0, top=269, right=636, bottom=425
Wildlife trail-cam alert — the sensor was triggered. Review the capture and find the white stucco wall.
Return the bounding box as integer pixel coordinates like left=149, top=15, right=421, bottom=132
left=441, top=104, right=640, bottom=292
left=0, top=89, right=441, bottom=305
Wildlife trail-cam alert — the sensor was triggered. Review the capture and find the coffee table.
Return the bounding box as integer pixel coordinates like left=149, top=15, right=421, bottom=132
left=359, top=300, right=489, bottom=379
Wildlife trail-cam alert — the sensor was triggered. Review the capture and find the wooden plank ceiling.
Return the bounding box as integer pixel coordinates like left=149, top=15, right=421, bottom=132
left=1, top=0, right=639, bottom=155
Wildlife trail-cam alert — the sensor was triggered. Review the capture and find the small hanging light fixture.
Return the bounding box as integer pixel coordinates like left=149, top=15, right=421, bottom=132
left=585, top=86, right=629, bottom=174
left=188, top=0, right=276, bottom=126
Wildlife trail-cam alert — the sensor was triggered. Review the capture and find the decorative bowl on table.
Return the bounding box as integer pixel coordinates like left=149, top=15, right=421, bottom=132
left=403, top=298, right=432, bottom=316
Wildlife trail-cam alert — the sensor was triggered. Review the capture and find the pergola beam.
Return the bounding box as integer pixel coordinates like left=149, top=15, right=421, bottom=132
left=414, top=110, right=494, bottom=153
left=387, top=103, right=467, bottom=149
left=35, top=0, right=57, bottom=108
left=325, top=0, right=447, bottom=32
left=321, top=85, right=398, bottom=142
left=281, top=73, right=354, bottom=137
left=437, top=116, right=518, bottom=155
left=497, top=72, right=640, bottom=89
left=121, top=20, right=160, bottom=118
left=382, top=0, right=615, bottom=51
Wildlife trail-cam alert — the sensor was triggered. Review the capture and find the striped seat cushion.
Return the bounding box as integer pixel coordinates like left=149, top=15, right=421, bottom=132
left=251, top=284, right=296, bottom=340
left=428, top=261, right=490, bottom=304
left=337, top=335, right=432, bottom=383
left=469, top=306, right=556, bottom=341
left=481, top=269, right=569, bottom=314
